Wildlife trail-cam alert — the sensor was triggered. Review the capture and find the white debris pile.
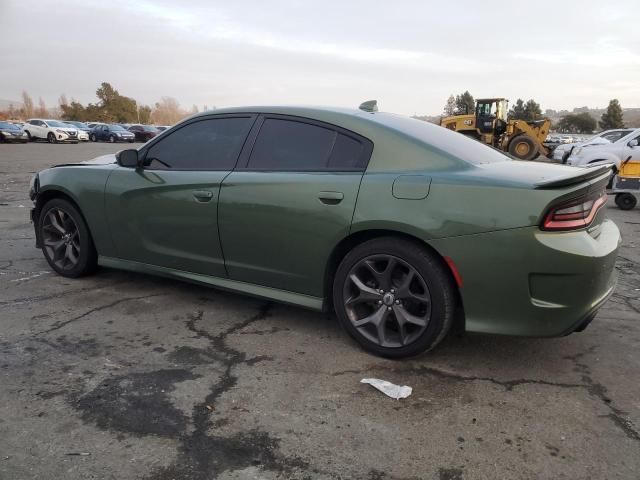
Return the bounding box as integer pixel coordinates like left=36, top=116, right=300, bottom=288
left=360, top=378, right=412, bottom=400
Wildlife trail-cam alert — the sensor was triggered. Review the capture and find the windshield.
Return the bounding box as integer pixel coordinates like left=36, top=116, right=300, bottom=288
left=0, top=122, right=20, bottom=130
left=47, top=120, right=73, bottom=128
left=110, top=125, right=127, bottom=131
left=142, top=125, right=159, bottom=132
left=600, top=130, right=634, bottom=143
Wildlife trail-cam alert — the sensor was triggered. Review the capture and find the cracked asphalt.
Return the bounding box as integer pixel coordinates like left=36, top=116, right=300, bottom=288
left=1, top=143, right=639, bottom=480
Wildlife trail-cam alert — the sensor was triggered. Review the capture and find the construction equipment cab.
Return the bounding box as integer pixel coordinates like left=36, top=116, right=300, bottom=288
left=440, top=98, right=550, bottom=160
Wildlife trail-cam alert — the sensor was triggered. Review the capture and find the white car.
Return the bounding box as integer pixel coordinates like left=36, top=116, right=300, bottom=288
left=553, top=129, right=634, bottom=162
left=566, top=128, right=640, bottom=169
left=23, top=119, right=80, bottom=144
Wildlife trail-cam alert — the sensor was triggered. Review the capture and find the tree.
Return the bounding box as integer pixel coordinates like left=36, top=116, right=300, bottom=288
left=599, top=99, right=624, bottom=130
left=454, top=91, right=474, bottom=114
left=21, top=91, right=34, bottom=118
left=151, top=97, right=185, bottom=125
left=523, top=99, right=542, bottom=121
left=95, top=82, right=138, bottom=122
left=557, top=113, right=596, bottom=133
left=60, top=100, right=88, bottom=121
left=138, top=105, right=152, bottom=124
left=508, top=99, right=526, bottom=119
left=58, top=94, right=69, bottom=108
left=36, top=97, right=48, bottom=117
left=443, top=95, right=456, bottom=116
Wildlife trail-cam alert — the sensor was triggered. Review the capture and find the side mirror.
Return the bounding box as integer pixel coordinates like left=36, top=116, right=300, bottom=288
left=629, top=139, right=639, bottom=148
left=117, top=149, right=140, bottom=168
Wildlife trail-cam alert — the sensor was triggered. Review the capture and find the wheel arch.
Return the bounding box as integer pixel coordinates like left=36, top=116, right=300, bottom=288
left=33, top=187, right=94, bottom=249
left=323, top=228, right=465, bottom=330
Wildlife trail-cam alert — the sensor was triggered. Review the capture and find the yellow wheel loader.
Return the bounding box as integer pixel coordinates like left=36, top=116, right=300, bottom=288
left=439, top=98, right=550, bottom=160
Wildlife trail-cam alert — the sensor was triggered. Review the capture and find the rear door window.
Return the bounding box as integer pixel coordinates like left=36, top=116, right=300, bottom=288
left=246, top=117, right=371, bottom=171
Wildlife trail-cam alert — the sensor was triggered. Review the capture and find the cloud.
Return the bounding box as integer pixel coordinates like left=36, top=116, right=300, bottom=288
left=514, top=38, right=640, bottom=67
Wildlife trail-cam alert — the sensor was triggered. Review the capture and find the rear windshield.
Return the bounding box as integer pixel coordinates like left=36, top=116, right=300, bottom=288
left=371, top=112, right=509, bottom=165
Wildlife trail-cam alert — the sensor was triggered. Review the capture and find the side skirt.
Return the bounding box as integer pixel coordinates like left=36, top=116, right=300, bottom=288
left=98, top=256, right=325, bottom=311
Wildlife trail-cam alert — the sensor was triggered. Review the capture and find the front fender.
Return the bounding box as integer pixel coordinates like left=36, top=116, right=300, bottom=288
left=35, top=165, right=117, bottom=256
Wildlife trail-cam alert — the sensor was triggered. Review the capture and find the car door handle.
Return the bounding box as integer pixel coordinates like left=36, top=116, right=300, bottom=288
left=318, top=191, right=344, bottom=205
left=193, top=190, right=214, bottom=202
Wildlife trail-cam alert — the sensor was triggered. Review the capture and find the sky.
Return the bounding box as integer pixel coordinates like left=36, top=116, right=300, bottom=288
left=1, top=0, right=639, bottom=116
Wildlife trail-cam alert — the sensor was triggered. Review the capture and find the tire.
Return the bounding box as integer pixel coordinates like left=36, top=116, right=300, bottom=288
left=128, top=140, right=134, bottom=143
left=615, top=193, right=637, bottom=210
left=508, top=135, right=538, bottom=160
left=90, top=133, right=97, bottom=142
left=25, top=131, right=34, bottom=142
left=38, top=198, right=97, bottom=278
left=47, top=132, right=57, bottom=144
left=72, top=141, right=79, bottom=144
left=333, top=237, right=456, bottom=358
left=109, top=135, right=116, bottom=143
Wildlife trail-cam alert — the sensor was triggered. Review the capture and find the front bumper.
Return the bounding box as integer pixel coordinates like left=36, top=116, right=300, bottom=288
left=2, top=134, right=28, bottom=143
left=430, top=216, right=621, bottom=337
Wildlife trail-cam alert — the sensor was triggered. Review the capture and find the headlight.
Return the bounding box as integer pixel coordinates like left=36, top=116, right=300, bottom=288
left=1, top=130, right=13, bottom=135
left=55, top=129, right=65, bottom=134
left=116, top=132, right=122, bottom=136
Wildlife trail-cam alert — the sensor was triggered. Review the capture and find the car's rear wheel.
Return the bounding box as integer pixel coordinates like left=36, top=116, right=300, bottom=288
left=333, top=237, right=456, bottom=358
left=39, top=198, right=97, bottom=278
left=615, top=193, right=637, bottom=210
left=47, top=132, right=57, bottom=144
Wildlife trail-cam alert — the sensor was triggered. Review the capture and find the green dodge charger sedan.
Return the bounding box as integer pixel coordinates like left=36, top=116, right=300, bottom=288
left=29, top=105, right=621, bottom=357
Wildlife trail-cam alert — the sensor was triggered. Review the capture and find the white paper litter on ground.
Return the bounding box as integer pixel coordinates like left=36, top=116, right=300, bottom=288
left=360, top=378, right=412, bottom=400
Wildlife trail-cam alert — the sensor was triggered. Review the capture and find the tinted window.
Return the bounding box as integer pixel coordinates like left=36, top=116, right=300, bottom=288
left=328, top=133, right=366, bottom=170
left=145, top=117, right=252, bottom=170
left=248, top=119, right=335, bottom=171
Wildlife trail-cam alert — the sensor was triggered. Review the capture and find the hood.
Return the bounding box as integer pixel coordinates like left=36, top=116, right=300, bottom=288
left=80, top=154, right=117, bottom=165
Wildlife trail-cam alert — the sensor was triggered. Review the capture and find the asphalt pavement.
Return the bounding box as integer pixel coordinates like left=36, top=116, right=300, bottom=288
left=1, top=142, right=639, bottom=479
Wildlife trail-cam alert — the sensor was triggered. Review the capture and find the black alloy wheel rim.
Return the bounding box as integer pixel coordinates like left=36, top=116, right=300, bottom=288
left=42, top=208, right=81, bottom=270
left=343, top=254, right=431, bottom=348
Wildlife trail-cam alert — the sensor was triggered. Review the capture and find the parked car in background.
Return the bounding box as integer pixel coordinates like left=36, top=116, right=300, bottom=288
left=0, top=121, right=28, bottom=143
left=567, top=128, right=640, bottom=168
left=128, top=124, right=160, bottom=142
left=23, top=119, right=80, bottom=143
left=89, top=124, right=135, bottom=143
left=553, top=129, right=634, bottom=162
left=155, top=125, right=171, bottom=132
left=62, top=121, right=91, bottom=141
left=28, top=105, right=620, bottom=358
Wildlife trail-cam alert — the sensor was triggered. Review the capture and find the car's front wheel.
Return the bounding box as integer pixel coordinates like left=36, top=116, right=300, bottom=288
left=90, top=133, right=97, bottom=142
left=333, top=237, right=456, bottom=358
left=47, top=132, right=57, bottom=144
left=109, top=135, right=116, bottom=143
left=38, top=198, right=97, bottom=278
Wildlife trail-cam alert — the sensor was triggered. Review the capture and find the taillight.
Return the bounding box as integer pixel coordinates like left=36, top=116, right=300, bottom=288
left=541, top=191, right=607, bottom=231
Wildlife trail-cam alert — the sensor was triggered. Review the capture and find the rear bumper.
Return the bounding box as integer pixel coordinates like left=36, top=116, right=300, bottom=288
left=429, top=217, right=621, bottom=337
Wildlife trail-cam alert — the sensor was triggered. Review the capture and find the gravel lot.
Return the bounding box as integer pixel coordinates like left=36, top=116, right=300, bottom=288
left=1, top=143, right=639, bottom=480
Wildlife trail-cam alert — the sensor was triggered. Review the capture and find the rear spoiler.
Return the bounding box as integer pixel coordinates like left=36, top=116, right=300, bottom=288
left=533, top=165, right=612, bottom=189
